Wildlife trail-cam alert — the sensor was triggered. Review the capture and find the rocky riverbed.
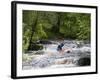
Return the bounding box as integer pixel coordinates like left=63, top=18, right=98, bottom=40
left=22, top=40, right=91, bottom=70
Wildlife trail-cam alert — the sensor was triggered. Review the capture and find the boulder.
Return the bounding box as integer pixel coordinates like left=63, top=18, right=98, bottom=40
left=28, top=44, right=43, bottom=51
left=39, top=40, right=52, bottom=44
left=77, top=57, right=90, bottom=66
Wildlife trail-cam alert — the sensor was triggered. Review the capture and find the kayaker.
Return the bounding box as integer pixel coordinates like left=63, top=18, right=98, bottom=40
left=57, top=43, right=64, bottom=51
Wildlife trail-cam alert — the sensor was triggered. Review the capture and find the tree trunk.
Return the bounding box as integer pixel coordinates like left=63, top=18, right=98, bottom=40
left=27, top=13, right=38, bottom=50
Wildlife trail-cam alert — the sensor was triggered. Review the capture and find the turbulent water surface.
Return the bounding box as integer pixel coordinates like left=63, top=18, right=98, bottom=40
left=22, top=40, right=91, bottom=70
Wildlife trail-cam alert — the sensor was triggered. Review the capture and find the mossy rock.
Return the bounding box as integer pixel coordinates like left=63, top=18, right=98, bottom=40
left=39, top=40, right=52, bottom=44
left=35, top=51, right=44, bottom=55
left=28, top=44, right=43, bottom=51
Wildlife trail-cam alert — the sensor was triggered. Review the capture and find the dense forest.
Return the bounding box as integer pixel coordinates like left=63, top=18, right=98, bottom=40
left=22, top=10, right=91, bottom=52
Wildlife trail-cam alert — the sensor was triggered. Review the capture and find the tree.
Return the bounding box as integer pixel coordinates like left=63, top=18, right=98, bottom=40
left=23, top=10, right=91, bottom=52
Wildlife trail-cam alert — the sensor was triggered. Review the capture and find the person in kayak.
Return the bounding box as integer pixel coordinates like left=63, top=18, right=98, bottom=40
left=57, top=43, right=64, bottom=51
left=57, top=42, right=72, bottom=54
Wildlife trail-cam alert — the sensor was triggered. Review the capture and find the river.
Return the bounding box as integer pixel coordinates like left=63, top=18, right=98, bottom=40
left=22, top=40, right=91, bottom=70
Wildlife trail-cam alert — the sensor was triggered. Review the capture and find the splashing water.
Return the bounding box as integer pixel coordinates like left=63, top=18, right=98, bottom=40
left=22, top=40, right=90, bottom=70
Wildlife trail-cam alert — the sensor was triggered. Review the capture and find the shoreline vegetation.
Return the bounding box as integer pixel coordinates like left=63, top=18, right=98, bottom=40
left=23, top=10, right=90, bottom=52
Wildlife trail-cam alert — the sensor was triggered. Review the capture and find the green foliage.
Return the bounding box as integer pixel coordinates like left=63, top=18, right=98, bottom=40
left=35, top=24, right=47, bottom=39
left=76, top=14, right=91, bottom=40
left=22, top=10, right=91, bottom=52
